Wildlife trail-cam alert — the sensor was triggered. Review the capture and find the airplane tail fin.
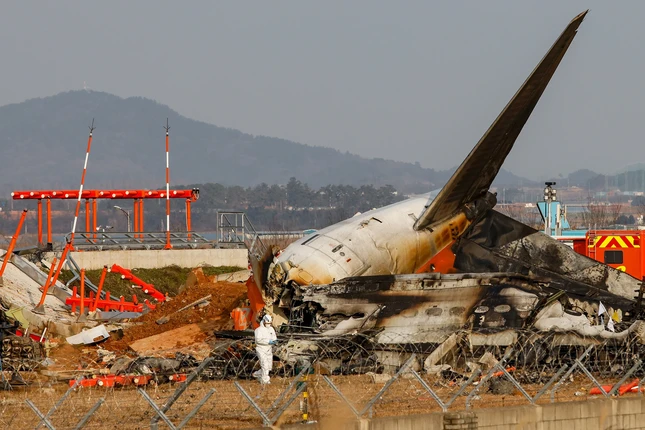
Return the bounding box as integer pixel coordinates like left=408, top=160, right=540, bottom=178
left=414, top=10, right=587, bottom=231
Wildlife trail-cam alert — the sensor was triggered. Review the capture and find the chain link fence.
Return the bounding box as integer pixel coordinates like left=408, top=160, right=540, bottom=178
left=3, top=330, right=645, bottom=429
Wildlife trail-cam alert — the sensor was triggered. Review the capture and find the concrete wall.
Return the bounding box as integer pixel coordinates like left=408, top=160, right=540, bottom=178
left=44, top=248, right=248, bottom=270
left=278, top=396, right=645, bottom=430
left=476, top=397, right=644, bottom=430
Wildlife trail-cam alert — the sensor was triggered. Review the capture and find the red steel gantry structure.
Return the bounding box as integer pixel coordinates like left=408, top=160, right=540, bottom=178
left=10, top=188, right=199, bottom=246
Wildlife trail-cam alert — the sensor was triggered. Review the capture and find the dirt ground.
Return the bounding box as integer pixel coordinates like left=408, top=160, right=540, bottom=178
left=104, top=278, right=247, bottom=354
left=46, top=268, right=247, bottom=372
left=0, top=371, right=624, bottom=429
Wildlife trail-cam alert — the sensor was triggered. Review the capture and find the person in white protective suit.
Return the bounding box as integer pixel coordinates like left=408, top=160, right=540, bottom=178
left=253, top=314, right=277, bottom=384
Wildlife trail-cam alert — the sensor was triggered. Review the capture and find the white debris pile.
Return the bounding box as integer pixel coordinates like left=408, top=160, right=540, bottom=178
left=0, top=262, right=68, bottom=315
left=0, top=260, right=94, bottom=337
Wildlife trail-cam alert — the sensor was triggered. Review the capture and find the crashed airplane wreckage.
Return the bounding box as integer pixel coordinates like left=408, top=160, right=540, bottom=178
left=283, top=210, right=645, bottom=347
left=242, top=11, right=645, bottom=359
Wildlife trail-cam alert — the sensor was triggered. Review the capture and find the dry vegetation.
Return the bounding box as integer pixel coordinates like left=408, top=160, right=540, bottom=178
left=56, top=265, right=244, bottom=302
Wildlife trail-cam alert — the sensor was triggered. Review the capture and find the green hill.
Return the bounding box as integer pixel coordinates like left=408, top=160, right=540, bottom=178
left=0, top=90, right=533, bottom=195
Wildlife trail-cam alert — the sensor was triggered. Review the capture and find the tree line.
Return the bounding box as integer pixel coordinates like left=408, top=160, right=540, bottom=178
left=0, top=178, right=405, bottom=235
left=181, top=178, right=404, bottom=231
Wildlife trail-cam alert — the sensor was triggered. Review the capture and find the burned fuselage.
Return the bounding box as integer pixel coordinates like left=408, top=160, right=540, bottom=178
left=282, top=267, right=645, bottom=346
left=264, top=193, right=493, bottom=306
left=254, top=11, right=588, bottom=317
left=266, top=209, right=645, bottom=347
left=289, top=272, right=551, bottom=343
left=246, top=12, right=639, bottom=349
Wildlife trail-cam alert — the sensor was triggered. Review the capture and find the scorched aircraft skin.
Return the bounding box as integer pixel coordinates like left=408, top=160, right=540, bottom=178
left=247, top=11, right=645, bottom=346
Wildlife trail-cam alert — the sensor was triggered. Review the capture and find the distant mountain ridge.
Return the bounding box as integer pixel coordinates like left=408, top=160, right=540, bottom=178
left=0, top=90, right=534, bottom=196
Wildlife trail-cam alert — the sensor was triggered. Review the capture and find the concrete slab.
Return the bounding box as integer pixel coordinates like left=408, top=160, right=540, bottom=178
left=616, top=397, right=642, bottom=415
left=0, top=262, right=89, bottom=337
left=45, top=248, right=248, bottom=270
left=555, top=401, right=581, bottom=420
left=215, top=269, right=251, bottom=283
left=10, top=254, right=68, bottom=291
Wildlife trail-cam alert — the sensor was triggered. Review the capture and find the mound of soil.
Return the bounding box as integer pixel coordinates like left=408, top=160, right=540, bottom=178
left=104, top=268, right=248, bottom=354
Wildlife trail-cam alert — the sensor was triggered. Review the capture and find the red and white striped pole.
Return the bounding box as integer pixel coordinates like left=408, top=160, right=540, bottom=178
left=48, top=121, right=95, bottom=290
left=164, top=119, right=172, bottom=249
left=71, top=120, right=95, bottom=243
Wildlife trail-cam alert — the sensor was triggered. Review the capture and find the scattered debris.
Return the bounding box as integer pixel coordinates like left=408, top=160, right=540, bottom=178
left=66, top=325, right=110, bottom=345
left=488, top=378, right=516, bottom=395
left=424, top=333, right=460, bottom=374
left=214, top=269, right=251, bottom=283
left=105, top=278, right=245, bottom=353
left=478, top=352, right=499, bottom=372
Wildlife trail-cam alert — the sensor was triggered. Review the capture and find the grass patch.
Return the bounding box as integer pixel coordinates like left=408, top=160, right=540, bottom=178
left=56, top=265, right=244, bottom=301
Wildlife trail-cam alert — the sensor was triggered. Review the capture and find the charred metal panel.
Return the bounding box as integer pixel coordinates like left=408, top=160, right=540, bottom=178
left=297, top=273, right=552, bottom=344
left=289, top=267, right=641, bottom=346
left=454, top=210, right=640, bottom=309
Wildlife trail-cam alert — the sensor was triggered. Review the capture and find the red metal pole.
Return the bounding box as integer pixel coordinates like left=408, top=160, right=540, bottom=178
left=0, top=209, right=28, bottom=278
left=92, top=199, right=97, bottom=240
left=85, top=199, right=90, bottom=240
left=140, top=199, right=144, bottom=237
left=46, top=198, right=52, bottom=245
left=133, top=199, right=139, bottom=237
left=110, top=263, right=166, bottom=302
left=186, top=199, right=192, bottom=241
left=164, top=119, right=172, bottom=249
left=33, top=257, right=58, bottom=314
left=92, top=265, right=108, bottom=311
left=79, top=268, right=85, bottom=316
left=47, top=242, right=71, bottom=293
left=37, top=199, right=43, bottom=247
left=41, top=258, right=57, bottom=292
left=70, top=121, right=95, bottom=247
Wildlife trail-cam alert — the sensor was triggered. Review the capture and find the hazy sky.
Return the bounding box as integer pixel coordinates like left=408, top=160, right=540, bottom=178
left=1, top=1, right=644, bottom=180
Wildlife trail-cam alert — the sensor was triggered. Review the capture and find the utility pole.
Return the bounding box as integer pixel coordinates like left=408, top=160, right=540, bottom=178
left=114, top=205, right=131, bottom=232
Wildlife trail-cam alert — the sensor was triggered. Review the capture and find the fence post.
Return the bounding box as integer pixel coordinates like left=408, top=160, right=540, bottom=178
left=73, top=398, right=104, bottom=430
left=550, top=345, right=594, bottom=402
left=533, top=364, right=568, bottom=402
left=150, top=357, right=214, bottom=430
left=466, top=349, right=514, bottom=409
left=609, top=360, right=642, bottom=396
left=34, top=378, right=82, bottom=429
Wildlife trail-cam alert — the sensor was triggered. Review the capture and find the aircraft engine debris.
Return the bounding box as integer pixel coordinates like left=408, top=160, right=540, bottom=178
left=0, top=310, right=45, bottom=372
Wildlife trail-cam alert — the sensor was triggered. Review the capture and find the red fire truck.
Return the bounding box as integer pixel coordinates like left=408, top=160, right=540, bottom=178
left=572, top=230, right=645, bottom=279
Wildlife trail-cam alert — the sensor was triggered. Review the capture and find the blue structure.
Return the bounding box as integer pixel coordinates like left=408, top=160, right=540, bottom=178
left=536, top=200, right=586, bottom=237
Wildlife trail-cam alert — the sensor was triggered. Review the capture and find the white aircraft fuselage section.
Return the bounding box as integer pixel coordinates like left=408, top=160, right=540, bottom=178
left=266, top=195, right=473, bottom=294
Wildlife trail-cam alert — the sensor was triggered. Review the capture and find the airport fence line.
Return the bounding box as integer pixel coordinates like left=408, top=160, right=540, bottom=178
left=4, top=330, right=645, bottom=429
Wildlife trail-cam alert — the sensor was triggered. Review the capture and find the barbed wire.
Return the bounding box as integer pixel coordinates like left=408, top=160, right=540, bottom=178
left=0, top=329, right=643, bottom=428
